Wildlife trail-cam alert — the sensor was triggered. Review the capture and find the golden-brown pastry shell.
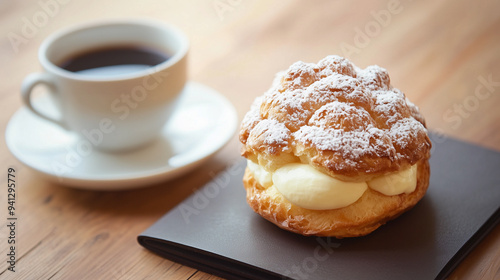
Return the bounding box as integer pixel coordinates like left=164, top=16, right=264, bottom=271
left=243, top=159, right=430, bottom=238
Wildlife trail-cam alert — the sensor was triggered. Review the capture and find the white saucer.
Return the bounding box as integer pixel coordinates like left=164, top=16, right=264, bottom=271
left=5, top=82, right=238, bottom=190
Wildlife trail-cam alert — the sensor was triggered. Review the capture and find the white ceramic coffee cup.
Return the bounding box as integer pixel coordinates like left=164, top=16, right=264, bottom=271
left=21, top=19, right=189, bottom=152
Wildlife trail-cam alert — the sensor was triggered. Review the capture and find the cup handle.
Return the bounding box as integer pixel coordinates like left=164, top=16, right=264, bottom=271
left=21, top=73, right=68, bottom=129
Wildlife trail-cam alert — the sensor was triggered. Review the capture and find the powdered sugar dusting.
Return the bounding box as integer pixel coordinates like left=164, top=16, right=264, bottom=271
left=372, top=88, right=409, bottom=126
left=389, top=118, right=427, bottom=149
left=295, top=127, right=376, bottom=158
left=241, top=96, right=263, bottom=129
left=247, top=118, right=291, bottom=154
left=240, top=55, right=430, bottom=172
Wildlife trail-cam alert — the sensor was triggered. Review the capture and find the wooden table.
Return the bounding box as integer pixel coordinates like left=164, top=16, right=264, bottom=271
left=1, top=0, right=499, bottom=279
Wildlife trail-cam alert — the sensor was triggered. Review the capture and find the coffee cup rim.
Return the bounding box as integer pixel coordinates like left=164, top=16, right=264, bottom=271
left=39, top=18, right=189, bottom=82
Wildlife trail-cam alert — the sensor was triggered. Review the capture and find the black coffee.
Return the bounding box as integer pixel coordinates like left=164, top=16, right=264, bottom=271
left=59, top=45, right=169, bottom=76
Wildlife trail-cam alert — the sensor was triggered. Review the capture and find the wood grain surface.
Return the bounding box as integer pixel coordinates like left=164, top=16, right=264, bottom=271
left=1, top=0, right=499, bottom=279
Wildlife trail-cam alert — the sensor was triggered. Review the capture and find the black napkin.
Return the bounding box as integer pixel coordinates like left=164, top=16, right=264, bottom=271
left=138, top=134, right=500, bottom=280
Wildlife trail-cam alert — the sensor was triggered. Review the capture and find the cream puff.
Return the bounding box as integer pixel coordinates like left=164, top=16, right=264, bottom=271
left=239, top=55, right=431, bottom=238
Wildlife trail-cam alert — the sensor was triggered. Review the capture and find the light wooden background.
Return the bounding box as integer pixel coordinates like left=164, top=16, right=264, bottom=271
left=1, top=0, right=499, bottom=279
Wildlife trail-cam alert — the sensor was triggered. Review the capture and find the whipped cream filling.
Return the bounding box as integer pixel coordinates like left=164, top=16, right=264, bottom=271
left=246, top=160, right=418, bottom=210
left=367, top=164, right=417, bottom=195
left=273, top=163, right=368, bottom=210
left=247, top=160, right=273, bottom=187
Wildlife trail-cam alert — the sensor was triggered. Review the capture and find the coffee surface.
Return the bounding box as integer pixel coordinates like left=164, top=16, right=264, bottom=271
left=59, top=46, right=168, bottom=76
